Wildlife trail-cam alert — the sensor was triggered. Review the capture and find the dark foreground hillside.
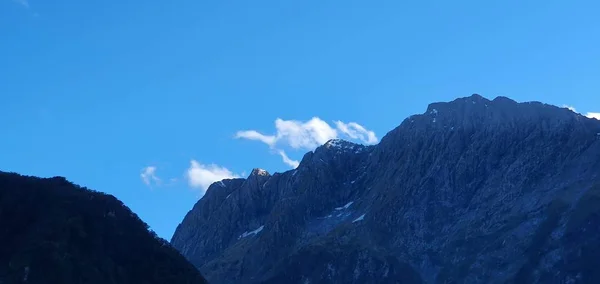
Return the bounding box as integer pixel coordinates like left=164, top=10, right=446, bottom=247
left=0, top=171, right=208, bottom=284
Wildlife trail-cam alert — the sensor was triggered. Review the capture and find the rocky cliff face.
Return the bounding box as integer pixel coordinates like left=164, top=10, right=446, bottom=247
left=171, top=94, right=600, bottom=284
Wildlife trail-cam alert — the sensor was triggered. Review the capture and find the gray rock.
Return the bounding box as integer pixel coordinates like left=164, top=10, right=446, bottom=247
left=171, top=94, right=600, bottom=284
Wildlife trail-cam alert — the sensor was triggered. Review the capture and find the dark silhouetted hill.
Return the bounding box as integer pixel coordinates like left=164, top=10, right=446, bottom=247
left=0, top=172, right=208, bottom=284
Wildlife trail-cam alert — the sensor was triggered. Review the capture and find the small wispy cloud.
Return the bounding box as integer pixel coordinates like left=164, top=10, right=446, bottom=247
left=335, top=121, right=378, bottom=144
left=141, top=166, right=161, bottom=187
left=563, top=105, right=577, bottom=112
left=587, top=112, right=600, bottom=120
left=235, top=130, right=277, bottom=147
left=186, top=160, right=241, bottom=195
left=563, top=105, right=599, bottom=120
left=277, top=150, right=300, bottom=168
left=235, top=117, right=378, bottom=168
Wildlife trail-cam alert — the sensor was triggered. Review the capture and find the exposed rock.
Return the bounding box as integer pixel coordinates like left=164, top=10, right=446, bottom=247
left=172, top=94, right=600, bottom=283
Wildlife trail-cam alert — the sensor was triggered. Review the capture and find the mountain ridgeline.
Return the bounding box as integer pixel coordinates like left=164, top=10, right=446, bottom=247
left=172, top=94, right=600, bottom=284
left=0, top=172, right=208, bottom=284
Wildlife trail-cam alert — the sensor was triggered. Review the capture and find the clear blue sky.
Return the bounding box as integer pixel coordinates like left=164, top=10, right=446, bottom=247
left=1, top=0, right=599, bottom=239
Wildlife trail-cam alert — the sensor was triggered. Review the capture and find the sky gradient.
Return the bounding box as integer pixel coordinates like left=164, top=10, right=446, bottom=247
left=1, top=0, right=599, bottom=239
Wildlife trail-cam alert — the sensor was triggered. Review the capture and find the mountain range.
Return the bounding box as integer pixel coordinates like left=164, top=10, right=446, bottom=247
left=171, top=94, right=600, bottom=284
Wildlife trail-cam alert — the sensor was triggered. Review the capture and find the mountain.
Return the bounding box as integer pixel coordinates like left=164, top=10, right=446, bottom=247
left=171, top=94, right=600, bottom=284
left=0, top=172, right=208, bottom=284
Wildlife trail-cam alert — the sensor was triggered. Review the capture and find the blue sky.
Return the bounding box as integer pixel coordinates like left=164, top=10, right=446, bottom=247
left=1, top=0, right=599, bottom=239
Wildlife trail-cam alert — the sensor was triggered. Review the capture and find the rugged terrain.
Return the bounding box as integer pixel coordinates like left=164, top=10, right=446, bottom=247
left=0, top=172, right=208, bottom=284
left=172, top=94, right=600, bottom=284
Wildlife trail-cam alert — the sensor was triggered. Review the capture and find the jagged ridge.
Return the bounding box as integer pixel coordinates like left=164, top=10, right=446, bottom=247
left=172, top=94, right=600, bottom=284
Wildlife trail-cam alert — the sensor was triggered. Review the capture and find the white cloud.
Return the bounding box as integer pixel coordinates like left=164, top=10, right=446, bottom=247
left=235, top=117, right=339, bottom=150
left=234, top=130, right=277, bottom=147
left=235, top=117, right=378, bottom=168
left=277, top=150, right=300, bottom=168
left=335, top=121, right=378, bottom=144
left=563, top=105, right=599, bottom=120
left=186, top=160, right=240, bottom=194
left=274, top=117, right=338, bottom=149
left=141, top=166, right=161, bottom=187
left=563, top=105, right=577, bottom=112
left=587, top=112, right=600, bottom=120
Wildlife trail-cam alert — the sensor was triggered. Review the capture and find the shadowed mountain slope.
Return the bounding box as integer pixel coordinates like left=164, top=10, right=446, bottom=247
left=173, top=94, right=600, bottom=284
left=0, top=172, right=208, bottom=284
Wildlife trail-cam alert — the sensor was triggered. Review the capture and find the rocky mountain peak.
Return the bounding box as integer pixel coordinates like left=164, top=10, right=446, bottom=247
left=318, top=138, right=369, bottom=154
left=249, top=168, right=270, bottom=177
left=172, top=94, right=600, bottom=284
left=245, top=168, right=271, bottom=189
left=422, top=94, right=579, bottom=123
left=425, top=93, right=491, bottom=113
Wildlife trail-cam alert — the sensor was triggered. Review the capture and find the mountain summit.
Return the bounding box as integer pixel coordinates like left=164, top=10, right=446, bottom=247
left=172, top=95, right=600, bottom=284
